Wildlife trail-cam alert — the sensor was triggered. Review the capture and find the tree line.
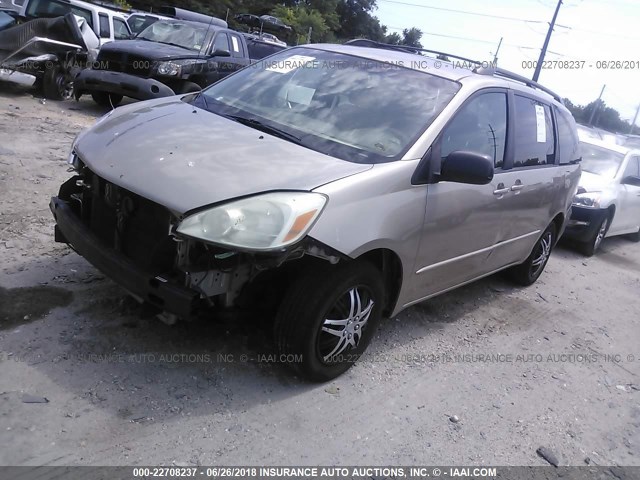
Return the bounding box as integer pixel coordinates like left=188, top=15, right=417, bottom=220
left=127, top=0, right=424, bottom=47
left=564, top=99, right=638, bottom=135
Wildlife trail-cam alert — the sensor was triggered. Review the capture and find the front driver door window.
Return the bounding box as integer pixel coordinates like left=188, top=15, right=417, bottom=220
left=441, top=92, right=507, bottom=168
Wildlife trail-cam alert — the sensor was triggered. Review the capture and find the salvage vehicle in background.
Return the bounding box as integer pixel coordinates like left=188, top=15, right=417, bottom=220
left=563, top=137, right=640, bottom=255
left=0, top=12, right=98, bottom=99
left=0, top=0, right=25, bottom=14
left=50, top=43, right=580, bottom=381
left=74, top=18, right=285, bottom=107
left=20, top=0, right=131, bottom=45
left=126, top=6, right=228, bottom=35
left=125, top=11, right=168, bottom=35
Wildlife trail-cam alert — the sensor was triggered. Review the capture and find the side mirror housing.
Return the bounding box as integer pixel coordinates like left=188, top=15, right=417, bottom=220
left=211, top=49, right=231, bottom=57
left=439, top=151, right=494, bottom=185
left=621, top=175, right=640, bottom=187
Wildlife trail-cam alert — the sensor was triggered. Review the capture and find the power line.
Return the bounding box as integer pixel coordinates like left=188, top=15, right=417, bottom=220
left=379, top=0, right=640, bottom=41
left=561, top=25, right=640, bottom=41
left=377, top=0, right=549, bottom=23
left=385, top=25, right=577, bottom=54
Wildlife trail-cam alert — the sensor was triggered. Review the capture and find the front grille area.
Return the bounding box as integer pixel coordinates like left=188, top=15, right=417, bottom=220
left=76, top=170, right=177, bottom=273
left=95, top=51, right=153, bottom=78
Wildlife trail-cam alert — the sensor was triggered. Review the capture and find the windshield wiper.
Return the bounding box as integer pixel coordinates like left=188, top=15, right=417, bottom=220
left=155, top=41, right=192, bottom=50
left=224, top=115, right=304, bottom=146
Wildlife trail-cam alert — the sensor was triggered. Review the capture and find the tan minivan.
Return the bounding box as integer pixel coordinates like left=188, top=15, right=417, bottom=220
left=51, top=41, right=581, bottom=381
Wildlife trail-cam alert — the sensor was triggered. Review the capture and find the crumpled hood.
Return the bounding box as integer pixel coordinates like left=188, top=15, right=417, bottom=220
left=74, top=97, right=371, bottom=214
left=578, top=170, right=610, bottom=192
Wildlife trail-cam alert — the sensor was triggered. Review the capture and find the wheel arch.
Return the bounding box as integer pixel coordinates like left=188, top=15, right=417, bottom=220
left=551, top=212, right=565, bottom=244
left=356, top=248, right=403, bottom=317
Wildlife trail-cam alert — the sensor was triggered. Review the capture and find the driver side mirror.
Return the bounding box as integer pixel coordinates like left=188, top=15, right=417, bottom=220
left=621, top=175, right=640, bottom=187
left=211, top=49, right=231, bottom=57
left=439, top=151, right=494, bottom=185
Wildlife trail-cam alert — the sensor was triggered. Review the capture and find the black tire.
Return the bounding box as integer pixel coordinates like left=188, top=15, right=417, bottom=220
left=506, top=223, right=556, bottom=286
left=175, top=81, right=202, bottom=94
left=91, top=92, right=123, bottom=108
left=274, top=260, right=385, bottom=382
left=42, top=65, right=73, bottom=100
left=580, top=214, right=610, bottom=256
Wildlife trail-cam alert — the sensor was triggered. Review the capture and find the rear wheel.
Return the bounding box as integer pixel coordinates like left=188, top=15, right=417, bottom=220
left=274, top=260, right=384, bottom=382
left=42, top=65, right=74, bottom=100
left=580, top=214, right=610, bottom=256
left=627, top=226, right=640, bottom=242
left=507, top=223, right=556, bottom=286
left=91, top=92, right=123, bottom=108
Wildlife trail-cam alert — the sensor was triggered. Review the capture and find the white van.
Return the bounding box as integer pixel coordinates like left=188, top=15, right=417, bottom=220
left=20, top=0, right=131, bottom=45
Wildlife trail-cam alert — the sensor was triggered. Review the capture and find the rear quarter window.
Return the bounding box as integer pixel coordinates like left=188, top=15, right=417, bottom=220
left=513, top=95, right=556, bottom=167
left=556, top=108, right=580, bottom=165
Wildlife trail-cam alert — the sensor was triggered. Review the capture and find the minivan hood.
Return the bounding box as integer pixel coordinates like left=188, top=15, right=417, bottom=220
left=74, top=97, right=372, bottom=214
left=578, top=170, right=610, bottom=192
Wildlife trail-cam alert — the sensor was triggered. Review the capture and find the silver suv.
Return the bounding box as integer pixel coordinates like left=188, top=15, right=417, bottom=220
left=50, top=42, right=581, bottom=381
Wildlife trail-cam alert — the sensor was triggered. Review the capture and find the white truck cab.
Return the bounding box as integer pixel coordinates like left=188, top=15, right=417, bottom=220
left=20, top=0, right=131, bottom=45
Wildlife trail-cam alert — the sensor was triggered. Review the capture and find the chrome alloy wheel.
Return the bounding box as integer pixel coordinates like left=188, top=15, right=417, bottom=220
left=594, top=217, right=609, bottom=251
left=318, top=286, right=374, bottom=362
left=530, top=231, right=552, bottom=277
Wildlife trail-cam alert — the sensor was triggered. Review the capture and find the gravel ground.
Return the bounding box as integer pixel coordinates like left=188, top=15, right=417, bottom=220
left=1, top=86, right=639, bottom=467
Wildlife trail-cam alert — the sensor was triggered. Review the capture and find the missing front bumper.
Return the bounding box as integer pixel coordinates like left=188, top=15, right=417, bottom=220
left=50, top=196, right=200, bottom=318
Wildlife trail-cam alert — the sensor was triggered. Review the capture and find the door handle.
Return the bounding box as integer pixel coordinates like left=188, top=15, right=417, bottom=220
left=493, top=183, right=510, bottom=196
left=511, top=184, right=525, bottom=191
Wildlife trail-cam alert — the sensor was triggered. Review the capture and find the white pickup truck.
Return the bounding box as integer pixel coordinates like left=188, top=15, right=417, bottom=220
left=19, top=0, right=131, bottom=45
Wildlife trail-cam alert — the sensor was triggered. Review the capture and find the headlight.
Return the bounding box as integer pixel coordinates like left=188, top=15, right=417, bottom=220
left=572, top=191, right=601, bottom=208
left=176, top=192, right=327, bottom=250
left=157, top=61, right=181, bottom=76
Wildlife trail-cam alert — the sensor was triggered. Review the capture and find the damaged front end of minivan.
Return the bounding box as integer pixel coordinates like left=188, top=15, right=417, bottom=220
left=50, top=159, right=344, bottom=324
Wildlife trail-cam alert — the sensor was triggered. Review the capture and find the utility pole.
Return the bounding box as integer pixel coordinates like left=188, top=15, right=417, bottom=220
left=588, top=84, right=606, bottom=127
left=532, top=0, right=563, bottom=82
left=307, top=27, right=312, bottom=44
left=493, top=37, right=503, bottom=65
left=630, top=104, right=640, bottom=134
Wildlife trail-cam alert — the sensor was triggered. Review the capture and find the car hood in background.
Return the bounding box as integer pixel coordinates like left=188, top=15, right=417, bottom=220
left=74, top=97, right=372, bottom=214
left=578, top=171, right=611, bottom=192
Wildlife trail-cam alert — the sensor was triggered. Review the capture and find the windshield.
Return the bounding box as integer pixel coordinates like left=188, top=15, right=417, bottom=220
left=197, top=48, right=460, bottom=163
left=580, top=142, right=625, bottom=178
left=137, top=20, right=208, bottom=52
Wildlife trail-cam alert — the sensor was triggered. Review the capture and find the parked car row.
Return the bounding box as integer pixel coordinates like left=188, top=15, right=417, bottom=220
left=0, top=0, right=287, bottom=102
left=564, top=130, right=640, bottom=255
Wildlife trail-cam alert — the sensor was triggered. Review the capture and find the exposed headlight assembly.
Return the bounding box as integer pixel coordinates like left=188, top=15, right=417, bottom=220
left=572, top=190, right=601, bottom=208
left=156, top=61, right=182, bottom=76
left=176, top=192, right=327, bottom=251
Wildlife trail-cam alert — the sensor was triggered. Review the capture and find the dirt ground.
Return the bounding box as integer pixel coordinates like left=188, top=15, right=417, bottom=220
left=0, top=85, right=639, bottom=468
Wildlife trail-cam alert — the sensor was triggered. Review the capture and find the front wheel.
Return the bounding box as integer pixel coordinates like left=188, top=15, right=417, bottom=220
left=506, top=223, right=556, bottom=286
left=274, top=260, right=385, bottom=382
left=580, top=214, right=610, bottom=256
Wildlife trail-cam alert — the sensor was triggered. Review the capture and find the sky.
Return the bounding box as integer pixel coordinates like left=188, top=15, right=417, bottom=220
left=374, top=0, right=640, bottom=125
